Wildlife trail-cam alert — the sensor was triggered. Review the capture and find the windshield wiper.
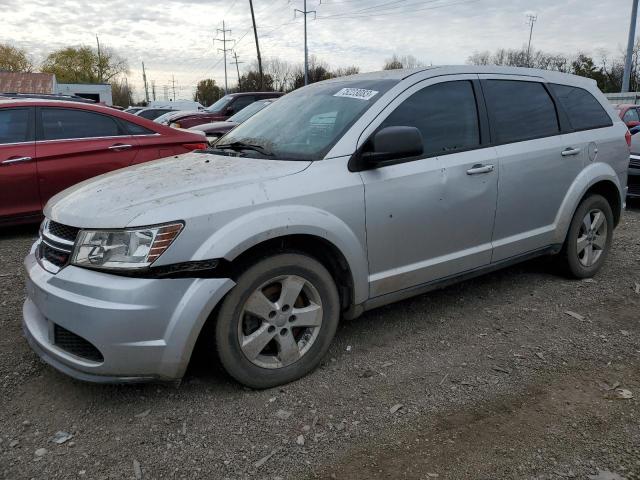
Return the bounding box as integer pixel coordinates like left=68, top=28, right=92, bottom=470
left=214, top=141, right=274, bottom=156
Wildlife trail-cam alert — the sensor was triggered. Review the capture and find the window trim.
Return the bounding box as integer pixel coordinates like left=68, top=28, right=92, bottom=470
left=480, top=78, right=563, bottom=147
left=0, top=106, right=35, bottom=145
left=349, top=77, right=487, bottom=172
left=36, top=106, right=130, bottom=142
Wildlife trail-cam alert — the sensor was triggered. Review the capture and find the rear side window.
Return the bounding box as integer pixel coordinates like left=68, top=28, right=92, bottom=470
left=381, top=80, right=480, bottom=157
left=622, top=107, right=639, bottom=123
left=232, top=96, right=256, bottom=112
left=41, top=108, right=121, bottom=140
left=550, top=84, right=613, bottom=131
left=0, top=108, right=31, bottom=144
left=483, top=80, right=559, bottom=144
left=121, top=119, right=155, bottom=135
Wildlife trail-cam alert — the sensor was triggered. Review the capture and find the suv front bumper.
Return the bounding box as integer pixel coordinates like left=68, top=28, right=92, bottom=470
left=23, top=250, right=234, bottom=383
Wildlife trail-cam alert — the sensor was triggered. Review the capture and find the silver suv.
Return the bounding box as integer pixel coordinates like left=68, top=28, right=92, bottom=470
left=23, top=66, right=629, bottom=388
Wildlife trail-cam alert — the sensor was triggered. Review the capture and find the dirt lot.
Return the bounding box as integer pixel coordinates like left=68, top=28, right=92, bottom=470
left=1, top=203, right=639, bottom=480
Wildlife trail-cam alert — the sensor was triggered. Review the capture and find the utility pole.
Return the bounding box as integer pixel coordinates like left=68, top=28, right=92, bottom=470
left=141, top=61, right=150, bottom=104
left=124, top=77, right=131, bottom=106
left=294, top=1, right=316, bottom=86
left=96, top=35, right=102, bottom=82
left=215, top=21, right=234, bottom=94
left=151, top=80, right=157, bottom=101
left=171, top=75, right=176, bottom=101
left=231, top=51, right=244, bottom=91
left=526, top=14, right=537, bottom=68
left=248, top=0, right=264, bottom=91
left=623, top=0, right=639, bottom=92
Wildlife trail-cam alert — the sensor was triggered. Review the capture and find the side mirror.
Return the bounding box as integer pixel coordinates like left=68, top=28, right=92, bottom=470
left=225, top=106, right=235, bottom=115
left=360, top=126, right=423, bottom=166
left=630, top=125, right=640, bottom=135
left=626, top=120, right=640, bottom=129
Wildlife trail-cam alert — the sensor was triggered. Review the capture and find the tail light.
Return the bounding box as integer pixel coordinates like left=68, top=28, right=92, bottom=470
left=626, top=130, right=632, bottom=148
left=182, top=142, right=207, bottom=151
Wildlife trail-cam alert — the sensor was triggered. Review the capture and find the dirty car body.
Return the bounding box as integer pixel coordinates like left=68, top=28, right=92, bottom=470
left=23, top=66, right=629, bottom=386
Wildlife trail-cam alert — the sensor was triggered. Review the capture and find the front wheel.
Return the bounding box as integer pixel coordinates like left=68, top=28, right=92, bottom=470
left=215, top=253, right=340, bottom=389
left=560, top=194, right=613, bottom=278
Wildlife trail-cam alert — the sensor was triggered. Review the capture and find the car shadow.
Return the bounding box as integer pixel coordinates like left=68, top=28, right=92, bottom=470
left=627, top=197, right=640, bottom=212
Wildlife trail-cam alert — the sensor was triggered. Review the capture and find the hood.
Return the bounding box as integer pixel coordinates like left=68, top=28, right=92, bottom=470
left=45, top=152, right=311, bottom=228
left=170, top=110, right=218, bottom=121
left=191, top=121, right=238, bottom=134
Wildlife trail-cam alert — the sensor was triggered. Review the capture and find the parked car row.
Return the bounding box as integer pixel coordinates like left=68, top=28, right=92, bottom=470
left=0, top=98, right=206, bottom=225
left=157, top=91, right=283, bottom=129
left=613, top=104, right=640, bottom=198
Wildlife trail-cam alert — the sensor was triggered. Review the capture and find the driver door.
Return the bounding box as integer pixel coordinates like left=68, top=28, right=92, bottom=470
left=359, top=76, right=499, bottom=298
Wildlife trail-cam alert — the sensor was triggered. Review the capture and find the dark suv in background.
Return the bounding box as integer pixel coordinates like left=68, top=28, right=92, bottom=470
left=161, top=91, right=283, bottom=129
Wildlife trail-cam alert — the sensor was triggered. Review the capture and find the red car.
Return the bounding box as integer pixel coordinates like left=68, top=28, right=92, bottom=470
left=164, top=92, right=283, bottom=129
left=0, top=98, right=207, bottom=225
left=614, top=104, right=640, bottom=129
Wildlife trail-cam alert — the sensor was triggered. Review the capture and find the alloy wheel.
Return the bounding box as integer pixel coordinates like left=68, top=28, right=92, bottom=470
left=238, top=275, right=323, bottom=369
left=576, top=208, right=608, bottom=267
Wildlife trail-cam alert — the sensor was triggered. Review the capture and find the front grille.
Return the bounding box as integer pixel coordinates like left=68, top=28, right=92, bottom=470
left=37, top=220, right=78, bottom=273
left=53, top=324, right=104, bottom=362
left=48, top=221, right=80, bottom=242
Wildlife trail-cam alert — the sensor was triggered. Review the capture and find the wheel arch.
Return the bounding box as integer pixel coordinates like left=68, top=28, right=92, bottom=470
left=554, top=163, right=624, bottom=244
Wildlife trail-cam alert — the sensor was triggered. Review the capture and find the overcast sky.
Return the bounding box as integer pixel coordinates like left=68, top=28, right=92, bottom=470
left=0, top=0, right=634, bottom=101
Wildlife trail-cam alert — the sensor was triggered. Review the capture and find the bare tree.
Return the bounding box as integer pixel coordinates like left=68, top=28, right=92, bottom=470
left=383, top=54, right=424, bottom=70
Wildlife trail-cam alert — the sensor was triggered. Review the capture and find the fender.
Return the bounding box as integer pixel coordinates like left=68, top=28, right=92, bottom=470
left=552, top=162, right=623, bottom=245
left=191, top=205, right=370, bottom=304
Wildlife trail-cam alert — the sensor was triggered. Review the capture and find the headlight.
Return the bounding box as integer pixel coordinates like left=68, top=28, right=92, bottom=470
left=169, top=122, right=181, bottom=128
left=71, top=223, right=183, bottom=270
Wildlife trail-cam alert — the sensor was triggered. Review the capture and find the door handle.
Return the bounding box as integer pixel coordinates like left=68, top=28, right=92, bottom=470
left=108, top=144, right=133, bottom=151
left=466, top=164, right=494, bottom=175
left=561, top=147, right=581, bottom=156
left=1, top=156, right=32, bottom=165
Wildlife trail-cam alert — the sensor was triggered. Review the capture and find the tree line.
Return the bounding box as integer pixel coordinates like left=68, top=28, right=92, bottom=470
left=3, top=40, right=640, bottom=108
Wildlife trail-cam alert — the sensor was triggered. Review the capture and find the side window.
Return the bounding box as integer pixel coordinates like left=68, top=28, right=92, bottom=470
left=0, top=108, right=31, bottom=144
left=41, top=108, right=121, bottom=140
left=121, top=119, right=155, bottom=135
left=622, top=107, right=639, bottom=123
left=550, top=83, right=613, bottom=130
left=232, top=96, right=255, bottom=112
left=483, top=80, right=559, bottom=144
left=381, top=80, right=480, bottom=157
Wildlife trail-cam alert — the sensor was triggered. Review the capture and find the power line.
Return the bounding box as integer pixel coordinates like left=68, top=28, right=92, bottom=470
left=316, top=0, right=479, bottom=20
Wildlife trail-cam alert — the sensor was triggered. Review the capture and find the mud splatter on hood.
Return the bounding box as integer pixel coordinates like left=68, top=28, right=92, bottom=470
left=45, top=152, right=311, bottom=228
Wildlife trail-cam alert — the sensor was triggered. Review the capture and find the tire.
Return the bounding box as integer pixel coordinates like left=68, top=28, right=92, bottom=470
left=215, top=253, right=340, bottom=389
left=560, top=194, right=613, bottom=278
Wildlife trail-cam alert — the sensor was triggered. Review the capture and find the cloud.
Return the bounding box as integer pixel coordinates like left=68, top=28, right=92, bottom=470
left=0, top=0, right=631, bottom=101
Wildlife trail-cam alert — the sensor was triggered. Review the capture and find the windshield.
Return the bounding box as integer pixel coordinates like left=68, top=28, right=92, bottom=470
left=205, top=95, right=233, bottom=113
left=216, top=79, right=397, bottom=160
left=228, top=100, right=272, bottom=124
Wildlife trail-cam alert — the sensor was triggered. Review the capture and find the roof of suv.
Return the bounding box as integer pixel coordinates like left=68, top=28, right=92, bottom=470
left=322, top=65, right=598, bottom=89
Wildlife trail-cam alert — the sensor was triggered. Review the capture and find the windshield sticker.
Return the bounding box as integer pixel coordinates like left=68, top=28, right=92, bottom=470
left=333, top=88, right=379, bottom=101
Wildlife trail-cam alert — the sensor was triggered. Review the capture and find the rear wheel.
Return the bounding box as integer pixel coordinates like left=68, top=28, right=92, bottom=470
left=561, top=194, right=613, bottom=278
left=215, top=253, right=340, bottom=388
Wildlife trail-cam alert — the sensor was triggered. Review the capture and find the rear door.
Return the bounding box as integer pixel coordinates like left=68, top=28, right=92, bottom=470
left=35, top=106, right=138, bottom=206
left=0, top=107, right=39, bottom=221
left=480, top=76, right=579, bottom=261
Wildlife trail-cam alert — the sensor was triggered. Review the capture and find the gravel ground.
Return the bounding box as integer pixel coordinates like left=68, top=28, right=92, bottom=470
left=1, top=203, right=639, bottom=480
